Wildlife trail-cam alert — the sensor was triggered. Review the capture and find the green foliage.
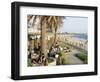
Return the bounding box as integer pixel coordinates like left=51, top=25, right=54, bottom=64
left=75, top=52, right=88, bottom=64
left=28, top=57, right=54, bottom=66
left=28, top=59, right=41, bottom=67
left=48, top=58, right=54, bottom=63
left=28, top=59, right=33, bottom=66
left=57, top=51, right=69, bottom=65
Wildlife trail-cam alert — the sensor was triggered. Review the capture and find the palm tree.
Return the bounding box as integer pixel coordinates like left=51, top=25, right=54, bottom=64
left=39, top=16, right=64, bottom=65
left=40, top=16, right=48, bottom=65
left=27, top=15, right=33, bottom=56
left=29, top=16, right=64, bottom=66
left=47, top=16, right=64, bottom=46
left=27, top=15, right=33, bottom=22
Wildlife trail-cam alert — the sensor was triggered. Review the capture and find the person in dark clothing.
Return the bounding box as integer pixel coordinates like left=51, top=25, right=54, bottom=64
left=48, top=47, right=56, bottom=58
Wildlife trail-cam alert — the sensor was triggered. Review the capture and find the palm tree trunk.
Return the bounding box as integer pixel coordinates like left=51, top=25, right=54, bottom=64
left=53, top=27, right=58, bottom=47
left=53, top=32, right=57, bottom=46
left=41, top=22, right=48, bottom=66
left=50, top=28, right=57, bottom=49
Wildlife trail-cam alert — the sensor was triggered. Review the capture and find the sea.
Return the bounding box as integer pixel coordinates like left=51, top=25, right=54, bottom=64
left=72, top=34, right=88, bottom=42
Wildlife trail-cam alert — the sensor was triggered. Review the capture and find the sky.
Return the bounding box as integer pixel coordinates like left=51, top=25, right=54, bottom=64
left=58, top=16, right=88, bottom=33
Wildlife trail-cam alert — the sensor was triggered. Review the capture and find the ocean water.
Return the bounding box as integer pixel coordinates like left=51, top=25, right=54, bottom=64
left=72, top=34, right=88, bottom=41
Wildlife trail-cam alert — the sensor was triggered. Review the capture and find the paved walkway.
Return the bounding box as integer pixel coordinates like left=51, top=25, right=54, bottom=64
left=68, top=50, right=83, bottom=64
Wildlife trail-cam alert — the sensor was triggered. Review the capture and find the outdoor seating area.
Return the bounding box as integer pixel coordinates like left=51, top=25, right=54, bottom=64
left=28, top=34, right=75, bottom=66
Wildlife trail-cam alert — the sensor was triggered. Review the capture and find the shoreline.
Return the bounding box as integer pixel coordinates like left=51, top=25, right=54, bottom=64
left=57, top=34, right=88, bottom=51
